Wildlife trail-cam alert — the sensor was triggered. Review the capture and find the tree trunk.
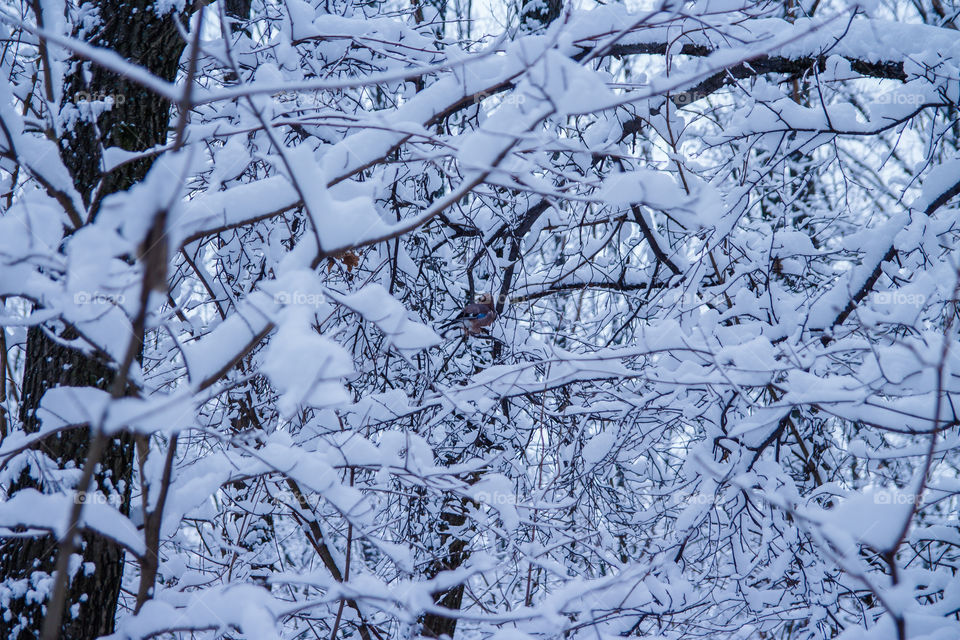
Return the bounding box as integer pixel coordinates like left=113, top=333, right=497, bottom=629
left=420, top=498, right=472, bottom=639
left=0, top=0, right=187, bottom=636
left=519, top=0, right=563, bottom=33
left=419, top=444, right=487, bottom=638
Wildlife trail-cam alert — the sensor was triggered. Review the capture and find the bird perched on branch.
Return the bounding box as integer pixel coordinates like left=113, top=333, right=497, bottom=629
left=439, top=292, right=497, bottom=337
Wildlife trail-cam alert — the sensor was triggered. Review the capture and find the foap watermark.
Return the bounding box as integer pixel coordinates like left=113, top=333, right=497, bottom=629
left=871, top=291, right=926, bottom=307
left=875, top=92, right=924, bottom=106
left=473, top=91, right=526, bottom=106
left=73, top=91, right=127, bottom=105
left=274, top=291, right=325, bottom=306
left=679, top=493, right=721, bottom=506
left=474, top=490, right=519, bottom=506
left=74, top=291, right=125, bottom=305
left=74, top=491, right=123, bottom=507
left=874, top=491, right=921, bottom=505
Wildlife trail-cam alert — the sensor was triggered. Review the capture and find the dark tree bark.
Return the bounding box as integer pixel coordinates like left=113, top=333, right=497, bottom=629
left=60, top=0, right=188, bottom=212
left=0, top=0, right=187, bottom=637
left=0, top=328, right=133, bottom=640
left=419, top=437, right=491, bottom=638
left=224, top=0, right=252, bottom=31
left=420, top=495, right=473, bottom=639
left=519, top=0, right=563, bottom=33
